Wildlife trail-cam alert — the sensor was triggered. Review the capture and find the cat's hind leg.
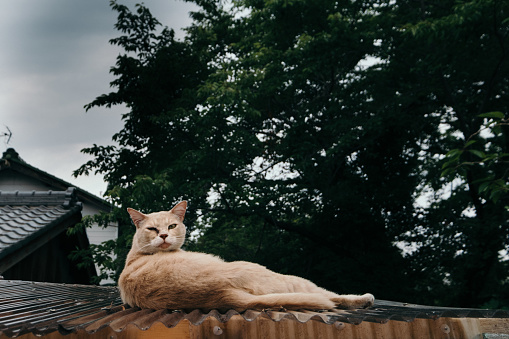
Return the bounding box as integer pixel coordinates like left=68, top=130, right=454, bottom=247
left=225, top=290, right=335, bottom=311
left=281, top=275, right=375, bottom=309
left=329, top=293, right=375, bottom=309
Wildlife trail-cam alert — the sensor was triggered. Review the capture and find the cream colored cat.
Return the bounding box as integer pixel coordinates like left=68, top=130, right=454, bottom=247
left=118, top=201, right=375, bottom=311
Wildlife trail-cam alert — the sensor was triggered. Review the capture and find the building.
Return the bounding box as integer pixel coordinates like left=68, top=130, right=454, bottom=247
left=0, top=188, right=96, bottom=283
left=0, top=148, right=117, bottom=283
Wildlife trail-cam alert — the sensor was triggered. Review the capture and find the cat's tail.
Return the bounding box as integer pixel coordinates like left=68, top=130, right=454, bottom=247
left=226, top=291, right=335, bottom=311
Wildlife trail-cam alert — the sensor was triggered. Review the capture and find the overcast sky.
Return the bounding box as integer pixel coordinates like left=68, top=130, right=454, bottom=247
left=0, top=1, right=196, bottom=197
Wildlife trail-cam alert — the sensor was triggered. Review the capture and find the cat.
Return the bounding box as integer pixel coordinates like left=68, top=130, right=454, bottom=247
left=118, top=201, right=375, bottom=311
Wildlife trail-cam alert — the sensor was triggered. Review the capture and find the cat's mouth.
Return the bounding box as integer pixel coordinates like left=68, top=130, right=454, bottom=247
left=159, top=242, right=171, bottom=249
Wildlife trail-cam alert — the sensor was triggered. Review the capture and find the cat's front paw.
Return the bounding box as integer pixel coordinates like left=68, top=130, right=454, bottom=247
left=331, top=293, right=375, bottom=309
left=360, top=293, right=375, bottom=308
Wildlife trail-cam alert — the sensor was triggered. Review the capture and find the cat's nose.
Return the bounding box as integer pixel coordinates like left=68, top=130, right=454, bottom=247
left=160, top=234, right=168, bottom=240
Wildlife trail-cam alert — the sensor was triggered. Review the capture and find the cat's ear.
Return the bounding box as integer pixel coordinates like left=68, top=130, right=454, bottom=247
left=127, top=208, right=146, bottom=228
left=170, top=201, right=187, bottom=221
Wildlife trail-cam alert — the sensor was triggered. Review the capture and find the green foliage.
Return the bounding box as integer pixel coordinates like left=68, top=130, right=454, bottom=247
left=75, top=0, right=509, bottom=307
left=442, top=112, right=509, bottom=204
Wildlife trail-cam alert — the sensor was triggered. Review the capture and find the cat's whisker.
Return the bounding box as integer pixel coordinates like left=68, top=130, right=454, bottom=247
left=137, top=243, right=156, bottom=253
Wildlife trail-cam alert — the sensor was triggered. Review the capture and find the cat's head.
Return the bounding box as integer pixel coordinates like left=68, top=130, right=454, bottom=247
left=127, top=201, right=187, bottom=254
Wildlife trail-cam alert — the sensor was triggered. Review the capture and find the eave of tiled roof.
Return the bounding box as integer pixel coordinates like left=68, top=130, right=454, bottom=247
left=0, top=280, right=508, bottom=338
left=0, top=148, right=111, bottom=211
left=0, top=188, right=83, bottom=272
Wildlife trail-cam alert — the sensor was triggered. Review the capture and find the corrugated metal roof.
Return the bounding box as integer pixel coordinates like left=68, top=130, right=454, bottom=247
left=0, top=280, right=507, bottom=338
left=0, top=189, right=82, bottom=262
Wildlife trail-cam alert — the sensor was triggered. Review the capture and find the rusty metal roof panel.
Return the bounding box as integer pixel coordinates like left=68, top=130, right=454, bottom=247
left=0, top=280, right=508, bottom=337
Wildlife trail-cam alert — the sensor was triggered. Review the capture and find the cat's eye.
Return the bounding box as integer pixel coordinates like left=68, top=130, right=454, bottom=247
left=147, top=227, right=158, bottom=232
left=168, top=224, right=177, bottom=230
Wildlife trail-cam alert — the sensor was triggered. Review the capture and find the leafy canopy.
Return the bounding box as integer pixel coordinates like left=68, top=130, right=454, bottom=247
left=75, top=0, right=509, bottom=307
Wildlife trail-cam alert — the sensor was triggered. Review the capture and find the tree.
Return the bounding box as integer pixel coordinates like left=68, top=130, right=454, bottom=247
left=76, top=0, right=509, bottom=307
left=384, top=0, right=509, bottom=307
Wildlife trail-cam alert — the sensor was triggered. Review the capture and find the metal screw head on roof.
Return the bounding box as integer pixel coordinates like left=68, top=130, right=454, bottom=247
left=213, top=326, right=223, bottom=335
left=334, top=322, right=346, bottom=331
left=441, top=324, right=451, bottom=334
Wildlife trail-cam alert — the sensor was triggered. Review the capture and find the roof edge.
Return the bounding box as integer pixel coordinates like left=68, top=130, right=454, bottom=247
left=0, top=205, right=83, bottom=269
left=0, top=188, right=83, bottom=265
left=1, top=148, right=111, bottom=211
left=0, top=187, right=82, bottom=209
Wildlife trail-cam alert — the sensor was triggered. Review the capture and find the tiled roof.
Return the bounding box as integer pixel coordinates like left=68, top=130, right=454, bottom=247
left=0, top=280, right=507, bottom=338
left=0, top=188, right=83, bottom=269
left=0, top=148, right=110, bottom=210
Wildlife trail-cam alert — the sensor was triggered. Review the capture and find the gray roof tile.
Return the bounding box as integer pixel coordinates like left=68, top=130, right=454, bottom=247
left=0, top=188, right=83, bottom=259
left=0, top=236, right=16, bottom=245
left=1, top=148, right=111, bottom=211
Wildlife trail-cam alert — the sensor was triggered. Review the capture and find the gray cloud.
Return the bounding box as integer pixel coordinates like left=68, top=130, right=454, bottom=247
left=0, top=1, right=196, bottom=197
